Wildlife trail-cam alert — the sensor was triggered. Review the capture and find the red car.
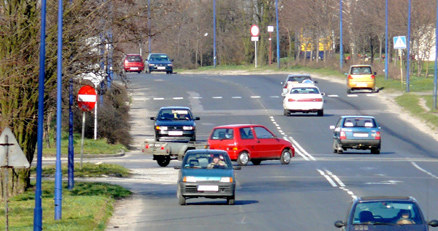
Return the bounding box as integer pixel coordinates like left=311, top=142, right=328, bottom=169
left=208, top=124, right=294, bottom=166
left=123, top=54, right=144, bottom=73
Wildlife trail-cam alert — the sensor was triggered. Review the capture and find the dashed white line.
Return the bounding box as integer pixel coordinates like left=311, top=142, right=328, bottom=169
left=173, top=97, right=183, bottom=100
left=347, top=94, right=358, bottom=97
left=270, top=96, right=280, bottom=98
left=192, top=96, right=202, bottom=99
left=212, top=96, right=223, bottom=99
left=328, top=95, right=339, bottom=98
left=232, top=96, right=242, bottom=99
left=366, top=94, right=377, bottom=97
left=153, top=97, right=164, bottom=100
left=250, top=96, right=261, bottom=99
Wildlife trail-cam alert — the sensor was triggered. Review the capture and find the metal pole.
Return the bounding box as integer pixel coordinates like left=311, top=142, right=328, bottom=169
left=406, top=0, right=411, bottom=92
left=213, top=0, right=217, bottom=67
left=434, top=0, right=438, bottom=110
left=275, top=0, right=280, bottom=69
left=68, top=79, right=74, bottom=190
left=4, top=135, right=9, bottom=231
left=269, top=32, right=272, bottom=65
left=54, top=0, right=64, bottom=220
left=148, top=0, right=151, bottom=53
left=34, top=0, right=47, bottom=228
left=94, top=89, right=98, bottom=140
left=255, top=41, right=258, bottom=68
left=80, top=112, right=85, bottom=169
left=339, top=0, right=343, bottom=72
left=385, top=0, right=389, bottom=80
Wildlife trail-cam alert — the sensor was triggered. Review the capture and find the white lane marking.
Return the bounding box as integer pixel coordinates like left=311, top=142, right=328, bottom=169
left=153, top=97, right=164, bottom=100
left=327, top=95, right=339, bottom=98
left=317, top=169, right=338, bottom=187
left=285, top=136, right=309, bottom=161
left=411, top=162, right=438, bottom=179
left=192, top=96, right=202, bottom=99
left=347, top=95, right=358, bottom=97
left=325, top=170, right=346, bottom=187
left=270, top=96, right=280, bottom=98
left=288, top=136, right=316, bottom=161
left=340, top=187, right=357, bottom=199
left=232, top=96, right=242, bottom=99
left=172, top=97, right=183, bottom=100
left=366, top=94, right=377, bottom=97
left=212, top=96, right=223, bottom=99
left=251, top=96, right=261, bottom=99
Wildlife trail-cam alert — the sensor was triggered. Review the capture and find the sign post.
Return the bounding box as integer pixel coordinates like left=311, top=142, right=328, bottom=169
left=251, top=25, right=260, bottom=68
left=268, top=26, right=274, bottom=65
left=393, top=36, right=407, bottom=85
left=0, top=127, right=30, bottom=231
left=77, top=85, right=97, bottom=168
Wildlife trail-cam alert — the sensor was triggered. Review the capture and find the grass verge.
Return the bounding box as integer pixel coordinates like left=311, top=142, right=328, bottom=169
left=395, top=94, right=438, bottom=130
left=0, top=181, right=131, bottom=230
left=30, top=162, right=131, bottom=178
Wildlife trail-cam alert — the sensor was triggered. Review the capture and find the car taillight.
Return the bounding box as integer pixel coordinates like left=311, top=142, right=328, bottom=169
left=145, top=144, right=149, bottom=149
left=374, top=131, right=381, bottom=140
left=371, top=75, right=375, bottom=79
left=340, top=131, right=346, bottom=140
left=314, top=98, right=322, bottom=102
left=348, top=75, right=353, bottom=79
left=288, top=98, right=296, bottom=102
left=283, top=85, right=287, bottom=89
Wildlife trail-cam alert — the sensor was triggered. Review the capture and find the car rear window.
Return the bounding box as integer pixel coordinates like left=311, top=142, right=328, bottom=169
left=343, top=118, right=376, bottom=128
left=351, top=66, right=371, bottom=74
left=288, top=76, right=311, bottom=83
left=290, top=87, right=320, bottom=94
left=126, top=56, right=142, bottom=62
left=210, top=128, right=234, bottom=140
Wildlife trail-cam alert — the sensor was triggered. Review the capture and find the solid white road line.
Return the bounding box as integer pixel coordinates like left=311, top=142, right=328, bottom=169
left=317, top=169, right=338, bottom=187
left=411, top=162, right=438, bottom=179
left=288, top=136, right=316, bottom=161
left=325, top=170, right=346, bottom=187
left=285, top=136, right=309, bottom=161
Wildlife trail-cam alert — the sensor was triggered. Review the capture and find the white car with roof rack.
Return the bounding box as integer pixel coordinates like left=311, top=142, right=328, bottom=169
left=282, top=83, right=324, bottom=116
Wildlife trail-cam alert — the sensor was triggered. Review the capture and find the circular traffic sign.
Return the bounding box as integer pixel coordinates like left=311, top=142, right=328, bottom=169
left=250, top=25, right=260, bottom=37
left=77, top=85, right=97, bottom=112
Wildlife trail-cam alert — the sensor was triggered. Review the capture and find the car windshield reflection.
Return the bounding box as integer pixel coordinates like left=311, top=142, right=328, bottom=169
left=183, top=153, right=232, bottom=169
left=352, top=201, right=423, bottom=225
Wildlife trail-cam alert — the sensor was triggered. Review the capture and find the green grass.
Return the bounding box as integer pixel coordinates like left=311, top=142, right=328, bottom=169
left=42, top=133, right=127, bottom=156
left=395, top=94, right=438, bottom=130
left=30, top=162, right=131, bottom=178
left=0, top=181, right=131, bottom=230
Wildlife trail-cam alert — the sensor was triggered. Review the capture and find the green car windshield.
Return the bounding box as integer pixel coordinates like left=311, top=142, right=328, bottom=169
left=183, top=153, right=232, bottom=169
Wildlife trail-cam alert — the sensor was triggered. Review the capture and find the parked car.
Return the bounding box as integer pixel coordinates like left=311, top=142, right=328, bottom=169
left=330, top=116, right=381, bottom=154
left=123, top=54, right=144, bottom=73
left=208, top=124, right=294, bottom=166
left=282, top=84, right=324, bottom=116
left=281, top=74, right=317, bottom=95
left=145, top=53, right=173, bottom=74
left=175, top=149, right=240, bottom=205
left=346, top=65, right=377, bottom=93
left=334, top=196, right=438, bottom=230
left=150, top=106, right=200, bottom=141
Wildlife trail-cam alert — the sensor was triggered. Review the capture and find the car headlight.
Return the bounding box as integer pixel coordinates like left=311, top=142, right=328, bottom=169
left=183, top=176, right=197, bottom=182
left=220, top=177, right=233, bottom=183
left=183, top=126, right=194, bottom=130
left=156, top=126, right=168, bottom=130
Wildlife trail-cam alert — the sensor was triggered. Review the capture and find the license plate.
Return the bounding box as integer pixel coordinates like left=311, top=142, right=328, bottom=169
left=356, top=83, right=368, bottom=87
left=353, top=133, right=369, bottom=138
left=168, top=131, right=183, bottom=136
left=157, top=66, right=166, bottom=70
left=130, top=67, right=139, bottom=70
left=197, top=185, right=219, bottom=192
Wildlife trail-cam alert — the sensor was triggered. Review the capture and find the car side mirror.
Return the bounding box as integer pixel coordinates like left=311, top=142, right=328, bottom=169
left=150, top=117, right=156, bottom=120
left=334, top=220, right=345, bottom=228
left=329, top=125, right=335, bottom=130
left=171, top=59, right=174, bottom=62
left=428, top=220, right=438, bottom=227
left=233, top=166, right=242, bottom=170
left=195, top=117, right=200, bottom=120
left=321, top=92, right=325, bottom=96
left=314, top=80, right=318, bottom=84
left=174, top=166, right=181, bottom=169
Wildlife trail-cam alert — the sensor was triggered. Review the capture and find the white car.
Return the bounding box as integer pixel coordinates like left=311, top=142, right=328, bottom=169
left=282, top=84, right=324, bottom=116
left=281, top=74, right=317, bottom=96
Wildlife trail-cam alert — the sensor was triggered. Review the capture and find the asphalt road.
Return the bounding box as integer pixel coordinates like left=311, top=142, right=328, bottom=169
left=103, top=72, right=438, bottom=231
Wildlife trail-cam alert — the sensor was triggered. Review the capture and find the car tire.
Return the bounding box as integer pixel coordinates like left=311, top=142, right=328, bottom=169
left=251, top=159, right=261, bottom=165
left=334, top=141, right=343, bottom=154
left=280, top=149, right=292, bottom=164
left=237, top=152, right=249, bottom=166
left=156, top=156, right=171, bottom=167
left=317, top=110, right=324, bottom=117
left=283, top=109, right=290, bottom=116
left=347, top=89, right=352, bottom=94
left=371, top=148, right=380, bottom=154
left=190, top=135, right=196, bottom=142
left=227, top=196, right=235, bottom=205
left=178, top=195, right=186, bottom=205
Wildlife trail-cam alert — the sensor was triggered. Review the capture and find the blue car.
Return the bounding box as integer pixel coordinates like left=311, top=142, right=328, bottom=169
left=145, top=53, right=173, bottom=74
left=330, top=116, right=381, bottom=154
left=335, top=196, right=438, bottom=231
left=175, top=149, right=240, bottom=205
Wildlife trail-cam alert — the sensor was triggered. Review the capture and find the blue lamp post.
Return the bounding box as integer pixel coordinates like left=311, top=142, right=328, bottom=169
left=406, top=0, right=411, bottom=92
left=385, top=0, right=388, bottom=80
left=275, top=0, right=280, bottom=69
left=434, top=0, right=438, bottom=110
left=213, top=0, right=217, bottom=68
left=339, top=0, right=343, bottom=71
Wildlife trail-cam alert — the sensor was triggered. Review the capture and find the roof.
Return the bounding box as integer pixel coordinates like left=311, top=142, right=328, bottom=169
left=287, top=74, right=311, bottom=77
left=159, top=106, right=191, bottom=110
left=341, top=115, right=375, bottom=119
left=350, top=64, right=372, bottom=67
left=185, top=149, right=228, bottom=155
left=356, top=196, right=415, bottom=202
left=214, top=124, right=262, bottom=128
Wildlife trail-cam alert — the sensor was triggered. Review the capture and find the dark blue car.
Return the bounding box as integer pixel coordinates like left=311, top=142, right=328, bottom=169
left=145, top=53, right=173, bottom=74
left=335, top=196, right=438, bottom=231
left=175, top=150, right=240, bottom=205
left=150, top=106, right=199, bottom=142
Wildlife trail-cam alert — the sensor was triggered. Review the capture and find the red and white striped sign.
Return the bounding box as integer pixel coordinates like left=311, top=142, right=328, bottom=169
left=77, top=85, right=97, bottom=112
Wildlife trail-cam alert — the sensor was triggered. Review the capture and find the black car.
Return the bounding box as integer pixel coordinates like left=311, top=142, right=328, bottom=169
left=151, top=106, right=199, bottom=142
left=174, top=149, right=240, bottom=205
left=335, top=196, right=438, bottom=231
left=145, top=53, right=173, bottom=74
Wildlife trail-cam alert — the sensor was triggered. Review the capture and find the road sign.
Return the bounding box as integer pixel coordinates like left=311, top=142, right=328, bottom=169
left=267, top=26, right=274, bottom=32
left=77, top=85, right=97, bottom=112
left=0, top=127, right=30, bottom=168
left=251, top=36, right=259, bottom=41
left=393, top=36, right=407, bottom=49
left=250, top=25, right=260, bottom=37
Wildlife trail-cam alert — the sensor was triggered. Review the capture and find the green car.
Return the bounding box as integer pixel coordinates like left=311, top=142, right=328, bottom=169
left=175, top=149, right=240, bottom=205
